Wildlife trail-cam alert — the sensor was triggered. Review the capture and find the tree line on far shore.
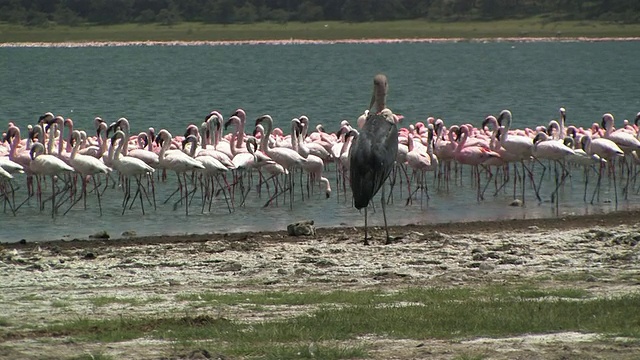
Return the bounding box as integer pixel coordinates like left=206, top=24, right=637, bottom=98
left=1, top=0, right=638, bottom=27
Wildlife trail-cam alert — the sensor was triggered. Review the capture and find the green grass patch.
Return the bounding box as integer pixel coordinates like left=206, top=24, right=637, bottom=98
left=176, top=286, right=588, bottom=307
left=1, top=18, right=640, bottom=43
left=454, top=353, right=488, bottom=360
left=51, top=299, right=71, bottom=308
left=0, top=317, right=12, bottom=327
left=67, top=352, right=114, bottom=360
left=45, top=287, right=640, bottom=348
left=17, top=294, right=45, bottom=301
left=88, top=295, right=164, bottom=307
left=222, top=342, right=366, bottom=360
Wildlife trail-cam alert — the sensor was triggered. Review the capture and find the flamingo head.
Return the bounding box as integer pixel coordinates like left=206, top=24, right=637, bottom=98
left=255, top=115, right=272, bottom=128
left=38, top=112, right=54, bottom=124
left=106, top=122, right=119, bottom=138
left=601, top=113, right=614, bottom=129
left=230, top=108, right=246, bottom=121
left=253, top=124, right=265, bottom=138
left=533, top=132, right=550, bottom=145
left=115, top=117, right=130, bottom=131
left=482, top=115, right=497, bottom=131
left=224, top=115, right=241, bottom=131
left=496, top=109, right=512, bottom=127
left=205, top=110, right=223, bottom=123
left=184, top=124, right=199, bottom=138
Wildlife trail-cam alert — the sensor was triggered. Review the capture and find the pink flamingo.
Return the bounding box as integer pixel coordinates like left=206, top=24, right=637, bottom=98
left=531, top=131, right=575, bottom=205
left=109, top=130, right=155, bottom=214
left=3, top=125, right=35, bottom=195
left=454, top=124, right=500, bottom=201
left=580, top=134, right=624, bottom=204
left=156, top=129, right=205, bottom=215
left=291, top=118, right=330, bottom=199
left=65, top=130, right=112, bottom=215
left=29, top=142, right=74, bottom=217
left=405, top=129, right=438, bottom=206
left=256, top=115, right=308, bottom=208
left=182, top=134, right=233, bottom=213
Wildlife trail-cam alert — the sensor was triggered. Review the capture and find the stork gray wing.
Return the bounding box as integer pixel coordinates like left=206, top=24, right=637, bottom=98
left=349, top=113, right=398, bottom=209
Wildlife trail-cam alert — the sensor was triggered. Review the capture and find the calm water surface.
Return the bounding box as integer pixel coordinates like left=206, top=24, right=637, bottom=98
left=1, top=41, right=639, bottom=242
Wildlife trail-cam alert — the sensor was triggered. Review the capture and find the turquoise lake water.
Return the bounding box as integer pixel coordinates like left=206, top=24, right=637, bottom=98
left=1, top=41, right=639, bottom=242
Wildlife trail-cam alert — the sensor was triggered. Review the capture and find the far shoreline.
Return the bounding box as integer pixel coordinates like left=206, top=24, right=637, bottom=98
left=2, top=36, right=640, bottom=47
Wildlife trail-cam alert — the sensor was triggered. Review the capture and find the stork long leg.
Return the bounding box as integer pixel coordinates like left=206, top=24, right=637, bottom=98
left=363, top=206, right=370, bottom=246
left=382, top=184, right=392, bottom=244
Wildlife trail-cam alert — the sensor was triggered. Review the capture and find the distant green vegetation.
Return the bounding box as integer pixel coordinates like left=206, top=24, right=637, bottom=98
left=34, top=286, right=640, bottom=359
left=1, top=0, right=638, bottom=27
left=1, top=18, right=640, bottom=43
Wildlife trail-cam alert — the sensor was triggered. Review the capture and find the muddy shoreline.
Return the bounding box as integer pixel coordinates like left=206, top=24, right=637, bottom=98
left=4, top=208, right=638, bottom=250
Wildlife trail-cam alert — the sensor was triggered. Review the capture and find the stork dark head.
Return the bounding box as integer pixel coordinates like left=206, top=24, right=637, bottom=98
left=370, top=74, right=389, bottom=114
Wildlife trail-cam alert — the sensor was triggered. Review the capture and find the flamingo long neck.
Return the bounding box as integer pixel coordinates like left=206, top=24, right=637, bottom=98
left=110, top=137, right=123, bottom=162
left=99, top=127, right=108, bottom=157
left=108, top=141, right=116, bottom=162
left=446, top=126, right=458, bottom=144
left=57, top=121, right=65, bottom=155
left=582, top=136, right=592, bottom=153
left=605, top=119, right=614, bottom=137
left=201, top=123, right=210, bottom=149
left=407, top=134, right=415, bottom=152
left=456, top=128, right=469, bottom=151
left=188, top=138, right=198, bottom=158
left=146, top=129, right=154, bottom=151
left=216, top=120, right=224, bottom=148
left=340, top=137, right=351, bottom=155
left=261, top=119, right=274, bottom=154
left=228, top=121, right=243, bottom=156
left=427, top=132, right=435, bottom=156
left=235, top=116, right=245, bottom=149
left=257, top=129, right=269, bottom=154
left=9, top=129, right=21, bottom=159
left=290, top=123, right=299, bottom=151
left=47, top=124, right=57, bottom=154
left=71, top=136, right=80, bottom=159
left=497, top=127, right=510, bottom=149
left=504, top=113, right=512, bottom=132
left=159, top=134, right=171, bottom=160
left=65, top=122, right=74, bottom=153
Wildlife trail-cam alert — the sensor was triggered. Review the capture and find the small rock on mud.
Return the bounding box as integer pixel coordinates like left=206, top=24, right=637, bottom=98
left=287, top=220, right=316, bottom=236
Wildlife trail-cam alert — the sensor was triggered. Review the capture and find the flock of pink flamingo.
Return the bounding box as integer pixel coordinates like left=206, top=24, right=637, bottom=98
left=1, top=106, right=640, bottom=217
